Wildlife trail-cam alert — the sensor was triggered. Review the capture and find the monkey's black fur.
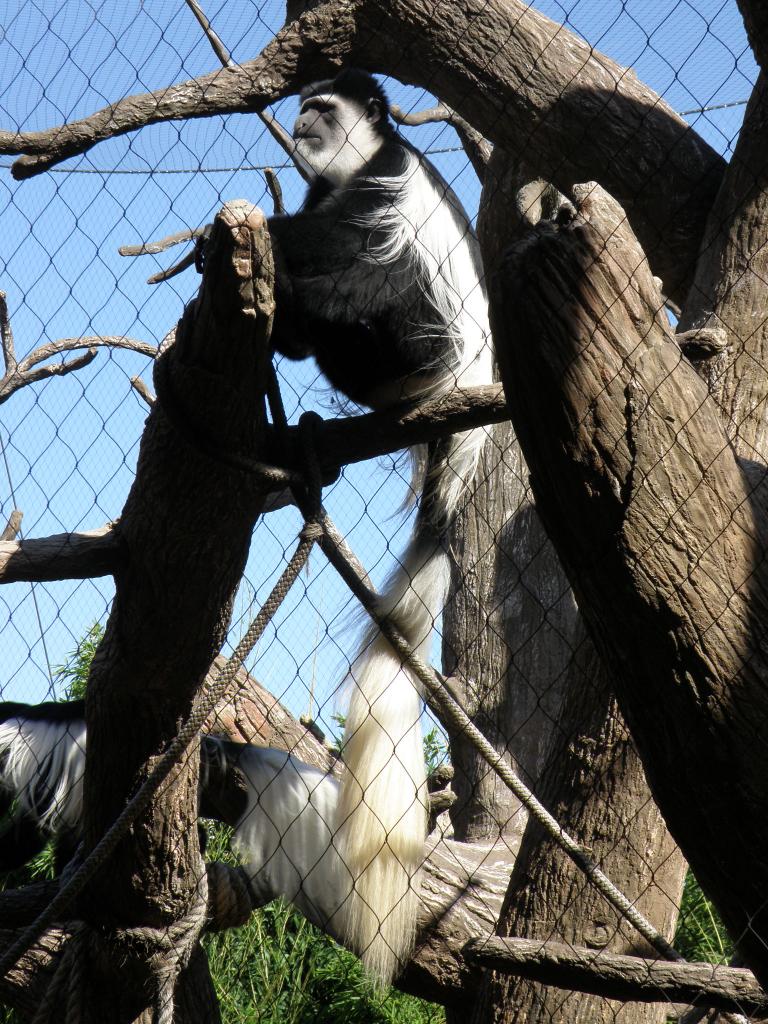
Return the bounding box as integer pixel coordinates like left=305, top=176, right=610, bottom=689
left=268, top=70, right=482, bottom=408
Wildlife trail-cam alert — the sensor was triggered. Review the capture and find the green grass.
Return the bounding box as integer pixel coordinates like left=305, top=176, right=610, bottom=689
left=205, top=899, right=444, bottom=1024
left=673, top=870, right=734, bottom=964
left=203, top=824, right=444, bottom=1024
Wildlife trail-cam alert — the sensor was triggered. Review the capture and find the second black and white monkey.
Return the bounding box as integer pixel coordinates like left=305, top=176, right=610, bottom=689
left=268, top=70, right=492, bottom=984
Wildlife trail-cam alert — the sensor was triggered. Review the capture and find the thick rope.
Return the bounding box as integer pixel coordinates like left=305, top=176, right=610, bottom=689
left=315, top=508, right=685, bottom=965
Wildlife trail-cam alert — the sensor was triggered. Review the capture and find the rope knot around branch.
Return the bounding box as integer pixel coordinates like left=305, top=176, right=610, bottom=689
left=31, top=882, right=209, bottom=1024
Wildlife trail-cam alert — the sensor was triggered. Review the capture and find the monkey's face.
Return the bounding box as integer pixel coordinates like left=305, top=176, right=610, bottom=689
left=293, top=92, right=384, bottom=186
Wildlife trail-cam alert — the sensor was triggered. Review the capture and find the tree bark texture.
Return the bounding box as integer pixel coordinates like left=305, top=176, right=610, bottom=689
left=737, top=0, right=768, bottom=74
left=463, top=938, right=767, bottom=1014
left=0, top=0, right=724, bottom=304
left=679, top=72, right=768, bottom=463
left=436, top=153, right=684, bottom=1024
left=492, top=179, right=768, bottom=988
left=36, top=200, right=275, bottom=1022
left=442, top=418, right=565, bottom=850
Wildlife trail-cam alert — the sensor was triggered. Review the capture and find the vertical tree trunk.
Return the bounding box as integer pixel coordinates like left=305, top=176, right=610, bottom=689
left=444, top=153, right=685, bottom=1024
left=488, top=175, right=768, bottom=986
left=75, top=201, right=275, bottom=1020
left=443, top=419, right=567, bottom=849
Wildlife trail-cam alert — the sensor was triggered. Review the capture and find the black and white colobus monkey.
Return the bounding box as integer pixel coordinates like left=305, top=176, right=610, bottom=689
left=267, top=68, right=492, bottom=981
left=0, top=701, right=351, bottom=942
left=268, top=69, right=492, bottom=983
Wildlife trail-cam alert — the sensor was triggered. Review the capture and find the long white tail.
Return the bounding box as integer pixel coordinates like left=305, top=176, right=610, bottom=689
left=335, top=413, right=489, bottom=985
left=334, top=532, right=442, bottom=985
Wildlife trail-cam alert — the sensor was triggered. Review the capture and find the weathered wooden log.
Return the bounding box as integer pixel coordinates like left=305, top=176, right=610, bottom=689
left=463, top=938, right=768, bottom=1015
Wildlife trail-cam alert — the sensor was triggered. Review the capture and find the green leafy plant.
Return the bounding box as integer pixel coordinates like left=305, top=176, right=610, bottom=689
left=674, top=871, right=734, bottom=964
left=422, top=726, right=448, bottom=779
left=52, top=623, right=104, bottom=700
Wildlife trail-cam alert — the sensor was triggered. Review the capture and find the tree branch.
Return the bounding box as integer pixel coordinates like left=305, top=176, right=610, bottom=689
left=264, top=168, right=286, bottom=214
left=119, top=227, right=207, bottom=257
left=390, top=102, right=491, bottom=180
left=0, top=293, right=16, bottom=376
left=184, top=0, right=315, bottom=183
left=275, top=382, right=508, bottom=479
left=0, top=315, right=159, bottom=405
left=0, top=385, right=507, bottom=585
left=147, top=249, right=198, bottom=284
left=1, top=510, right=23, bottom=542
left=130, top=375, right=156, bottom=407
left=463, top=939, right=768, bottom=1015
left=184, top=0, right=234, bottom=67
left=0, top=525, right=123, bottom=583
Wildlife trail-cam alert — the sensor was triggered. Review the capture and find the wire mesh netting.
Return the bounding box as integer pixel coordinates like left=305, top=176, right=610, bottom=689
left=0, top=1, right=764, bottom=1022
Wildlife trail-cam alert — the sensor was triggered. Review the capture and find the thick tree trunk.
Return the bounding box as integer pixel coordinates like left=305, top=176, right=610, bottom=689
left=442, top=418, right=563, bottom=849
left=491, top=178, right=768, bottom=988
left=0, top=201, right=277, bottom=1022
left=679, top=72, right=768, bottom=462
left=449, top=153, right=685, bottom=1024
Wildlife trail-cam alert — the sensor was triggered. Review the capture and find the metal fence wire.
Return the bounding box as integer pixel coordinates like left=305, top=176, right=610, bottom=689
left=0, top=1, right=764, bottom=1022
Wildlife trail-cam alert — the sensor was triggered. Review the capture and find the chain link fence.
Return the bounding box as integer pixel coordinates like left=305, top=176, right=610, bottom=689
left=0, top=1, right=762, bottom=1021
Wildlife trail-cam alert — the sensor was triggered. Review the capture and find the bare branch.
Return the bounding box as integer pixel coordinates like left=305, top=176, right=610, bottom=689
left=0, top=524, right=122, bottom=584
left=257, top=110, right=315, bottom=183
left=391, top=102, right=491, bottom=180
left=0, top=348, right=99, bottom=403
left=1, top=510, right=23, bottom=542
left=273, top=382, right=508, bottom=479
left=462, top=938, right=767, bottom=1015
left=0, top=293, right=16, bottom=375
left=119, top=227, right=207, bottom=257
left=184, top=0, right=234, bottom=67
left=0, top=326, right=158, bottom=405
left=147, top=249, right=198, bottom=284
left=18, top=335, right=157, bottom=372
left=130, top=375, right=156, bottom=407
left=184, top=0, right=315, bottom=185
left=265, top=168, right=285, bottom=214
left=390, top=102, right=452, bottom=126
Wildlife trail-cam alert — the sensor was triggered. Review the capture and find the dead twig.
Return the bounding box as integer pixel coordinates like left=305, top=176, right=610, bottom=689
left=265, top=168, right=285, bottom=215
left=0, top=299, right=158, bottom=405
left=1, top=511, right=23, bottom=542
left=390, top=102, right=491, bottom=181
left=130, top=376, right=156, bottom=407
left=184, top=0, right=314, bottom=184
left=119, top=227, right=208, bottom=257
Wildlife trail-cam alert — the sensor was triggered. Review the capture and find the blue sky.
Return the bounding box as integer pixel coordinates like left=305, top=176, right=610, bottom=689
left=0, top=0, right=758, bottom=733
